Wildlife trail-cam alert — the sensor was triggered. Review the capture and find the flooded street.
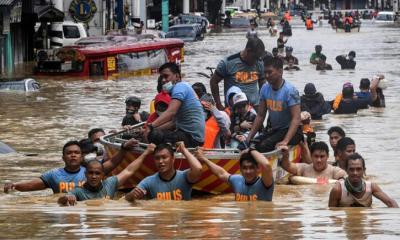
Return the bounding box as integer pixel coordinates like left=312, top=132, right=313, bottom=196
left=1, top=18, right=400, bottom=238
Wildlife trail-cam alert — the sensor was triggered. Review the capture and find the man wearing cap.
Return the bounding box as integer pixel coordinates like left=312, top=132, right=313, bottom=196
left=210, top=37, right=266, bottom=110
left=283, top=46, right=299, bottom=65
left=310, top=45, right=326, bottom=65
left=332, top=82, right=369, bottom=114
left=200, top=93, right=231, bottom=149
left=336, top=51, right=356, bottom=70
left=301, top=83, right=331, bottom=120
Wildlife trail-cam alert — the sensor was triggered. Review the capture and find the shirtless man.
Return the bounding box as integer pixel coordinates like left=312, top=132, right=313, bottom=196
left=280, top=142, right=346, bottom=182
left=329, top=153, right=398, bottom=208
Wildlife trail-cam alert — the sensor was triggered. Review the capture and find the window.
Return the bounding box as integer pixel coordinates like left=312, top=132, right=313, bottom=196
left=63, top=25, right=80, bottom=39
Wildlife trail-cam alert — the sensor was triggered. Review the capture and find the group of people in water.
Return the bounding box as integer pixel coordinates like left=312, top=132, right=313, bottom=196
left=3, top=35, right=397, bottom=208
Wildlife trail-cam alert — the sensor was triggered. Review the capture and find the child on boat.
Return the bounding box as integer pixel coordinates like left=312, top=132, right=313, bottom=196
left=228, top=92, right=257, bottom=150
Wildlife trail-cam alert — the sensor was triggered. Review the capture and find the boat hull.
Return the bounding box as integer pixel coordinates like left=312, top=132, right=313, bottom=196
left=103, top=130, right=301, bottom=194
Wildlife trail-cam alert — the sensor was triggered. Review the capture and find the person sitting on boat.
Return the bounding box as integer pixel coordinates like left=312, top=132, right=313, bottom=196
left=301, top=83, right=331, bottom=120
left=277, top=32, right=288, bottom=55
left=310, top=45, right=326, bottom=65
left=327, top=126, right=346, bottom=162
left=200, top=93, right=230, bottom=149
left=284, top=59, right=301, bottom=71
left=336, top=51, right=356, bottom=70
left=280, top=142, right=346, bottom=183
left=195, top=147, right=274, bottom=201
left=246, top=57, right=303, bottom=153
left=58, top=144, right=156, bottom=205
left=125, top=142, right=202, bottom=201
left=329, top=153, right=398, bottom=208
left=146, top=91, right=171, bottom=125
left=122, top=96, right=145, bottom=127
left=334, top=137, right=356, bottom=170
left=146, top=62, right=205, bottom=148
left=355, top=75, right=386, bottom=108
left=88, top=128, right=105, bottom=144
left=228, top=92, right=257, bottom=150
left=316, top=55, right=333, bottom=70
left=210, top=37, right=265, bottom=110
left=283, top=46, right=299, bottom=65
left=332, top=82, right=369, bottom=114
left=246, top=21, right=258, bottom=39
left=3, top=139, right=138, bottom=194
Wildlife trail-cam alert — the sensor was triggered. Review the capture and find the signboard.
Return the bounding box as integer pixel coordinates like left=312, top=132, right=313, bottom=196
left=147, top=19, right=155, bottom=29
left=69, top=0, right=97, bottom=23
left=107, top=57, right=116, bottom=71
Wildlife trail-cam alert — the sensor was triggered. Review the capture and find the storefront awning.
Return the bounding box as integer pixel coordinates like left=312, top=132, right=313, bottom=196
left=0, top=0, right=15, bottom=6
left=34, top=5, right=64, bottom=22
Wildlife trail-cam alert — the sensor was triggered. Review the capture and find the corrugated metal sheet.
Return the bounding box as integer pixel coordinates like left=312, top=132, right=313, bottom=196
left=0, top=0, right=15, bottom=6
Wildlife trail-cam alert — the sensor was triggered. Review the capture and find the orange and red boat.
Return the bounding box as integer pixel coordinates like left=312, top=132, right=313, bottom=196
left=35, top=35, right=184, bottom=79
left=101, top=125, right=302, bottom=194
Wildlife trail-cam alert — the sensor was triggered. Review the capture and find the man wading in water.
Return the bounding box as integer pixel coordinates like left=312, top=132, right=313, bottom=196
left=4, top=139, right=138, bottom=194
left=210, top=37, right=265, bottom=110
left=125, top=142, right=202, bottom=201
left=195, top=147, right=274, bottom=201
left=280, top=142, right=346, bottom=182
left=329, top=153, right=398, bottom=208
left=58, top=144, right=156, bottom=205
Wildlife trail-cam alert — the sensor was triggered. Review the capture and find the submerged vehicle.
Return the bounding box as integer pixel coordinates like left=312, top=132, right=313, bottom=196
left=35, top=35, right=184, bottom=79
left=101, top=125, right=302, bottom=193
left=166, top=24, right=204, bottom=42
left=374, top=11, right=397, bottom=24
left=224, top=17, right=251, bottom=28
left=0, top=78, right=40, bottom=92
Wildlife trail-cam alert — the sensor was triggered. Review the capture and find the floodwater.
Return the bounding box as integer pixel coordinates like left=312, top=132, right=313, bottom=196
left=1, top=18, right=400, bottom=239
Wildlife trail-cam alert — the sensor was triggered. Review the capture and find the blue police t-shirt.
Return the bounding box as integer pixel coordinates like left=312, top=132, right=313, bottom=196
left=216, top=53, right=265, bottom=106
left=228, top=174, right=274, bottom=201
left=67, top=176, right=118, bottom=201
left=171, top=82, right=205, bottom=143
left=40, top=167, right=86, bottom=193
left=259, top=80, right=300, bottom=130
left=137, top=170, right=193, bottom=200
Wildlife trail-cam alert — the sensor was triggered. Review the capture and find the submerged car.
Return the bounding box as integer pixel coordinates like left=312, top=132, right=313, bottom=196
left=374, top=11, right=397, bottom=24
left=0, top=78, right=40, bottom=92
left=224, top=17, right=251, bottom=28
left=165, top=24, right=204, bottom=42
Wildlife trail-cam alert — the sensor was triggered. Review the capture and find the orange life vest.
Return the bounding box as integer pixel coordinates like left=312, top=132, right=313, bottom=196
left=306, top=19, right=313, bottom=29
left=333, top=94, right=343, bottom=110
left=202, top=116, right=220, bottom=149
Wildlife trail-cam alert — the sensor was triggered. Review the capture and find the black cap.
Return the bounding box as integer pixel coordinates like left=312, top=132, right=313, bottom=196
left=125, top=96, right=141, bottom=107
left=304, top=83, right=317, bottom=95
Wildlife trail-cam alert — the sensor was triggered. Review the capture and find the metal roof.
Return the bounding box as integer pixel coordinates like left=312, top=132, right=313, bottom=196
left=0, top=0, right=15, bottom=6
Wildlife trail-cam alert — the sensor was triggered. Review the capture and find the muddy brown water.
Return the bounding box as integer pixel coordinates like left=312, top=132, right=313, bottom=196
left=1, top=19, right=400, bottom=238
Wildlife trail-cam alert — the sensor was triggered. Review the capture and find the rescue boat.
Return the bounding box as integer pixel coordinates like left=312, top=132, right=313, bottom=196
left=101, top=124, right=302, bottom=194
left=34, top=35, right=184, bottom=79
